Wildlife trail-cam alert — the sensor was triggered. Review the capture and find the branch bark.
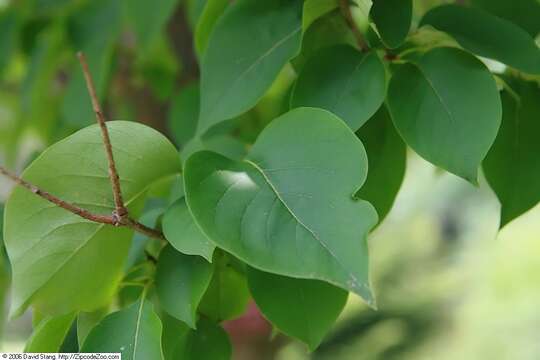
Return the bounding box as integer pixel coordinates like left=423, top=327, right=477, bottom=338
left=0, top=166, right=116, bottom=225
left=339, top=0, right=369, bottom=52
left=77, top=52, right=128, bottom=220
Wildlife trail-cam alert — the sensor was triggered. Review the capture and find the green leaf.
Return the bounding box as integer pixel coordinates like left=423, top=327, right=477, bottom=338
left=168, top=84, right=200, bottom=148
left=387, top=47, right=501, bottom=183
left=471, top=0, right=540, bottom=37
left=161, top=315, right=230, bottom=360
left=155, top=245, right=214, bottom=328
left=181, top=318, right=232, bottom=360
left=484, top=81, right=540, bottom=227
left=292, top=11, right=355, bottom=71
left=291, top=45, right=386, bottom=131
left=163, top=198, right=215, bottom=261
left=4, top=121, right=181, bottom=316
left=195, top=0, right=229, bottom=58
left=81, top=298, right=164, bottom=360
left=355, top=106, right=406, bottom=222
left=420, top=4, right=540, bottom=74
left=370, top=0, right=412, bottom=48
left=247, top=268, right=347, bottom=350
left=199, top=253, right=250, bottom=322
left=25, top=313, right=76, bottom=352
left=198, top=0, right=303, bottom=134
left=185, top=108, right=378, bottom=304
left=181, top=134, right=248, bottom=164
left=125, top=0, right=178, bottom=52
left=77, top=308, right=109, bottom=346
left=161, top=313, right=190, bottom=360
left=302, top=0, right=338, bottom=31
left=62, top=0, right=121, bottom=127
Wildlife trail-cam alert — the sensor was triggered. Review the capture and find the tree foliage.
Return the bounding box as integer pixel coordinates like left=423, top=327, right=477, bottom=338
left=0, top=0, right=539, bottom=357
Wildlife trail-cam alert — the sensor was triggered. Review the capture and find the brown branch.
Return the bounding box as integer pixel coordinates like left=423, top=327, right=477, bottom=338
left=77, top=52, right=128, bottom=219
left=125, top=218, right=166, bottom=241
left=339, top=0, right=369, bottom=52
left=0, top=166, right=116, bottom=225
left=1, top=165, right=166, bottom=240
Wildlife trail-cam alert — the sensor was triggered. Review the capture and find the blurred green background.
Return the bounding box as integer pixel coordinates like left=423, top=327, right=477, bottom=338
left=1, top=0, right=540, bottom=359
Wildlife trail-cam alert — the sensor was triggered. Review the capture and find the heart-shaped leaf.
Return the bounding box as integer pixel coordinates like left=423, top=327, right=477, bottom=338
left=421, top=4, right=540, bottom=74
left=81, top=298, right=164, bottom=360
left=198, top=0, right=303, bottom=134
left=155, top=245, right=214, bottom=328
left=387, top=47, right=501, bottom=183
left=484, top=80, right=540, bottom=227
left=247, top=267, right=347, bottom=350
left=291, top=45, right=386, bottom=131
left=185, top=108, right=378, bottom=304
left=4, top=121, right=181, bottom=316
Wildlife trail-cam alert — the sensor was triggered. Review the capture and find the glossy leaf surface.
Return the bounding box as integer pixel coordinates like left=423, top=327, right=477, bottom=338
left=291, top=46, right=386, bottom=131
left=387, top=47, right=501, bottom=183
left=198, top=0, right=303, bottom=134
left=185, top=108, right=378, bottom=304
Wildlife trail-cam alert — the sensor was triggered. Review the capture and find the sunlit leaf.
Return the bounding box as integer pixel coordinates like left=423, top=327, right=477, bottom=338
left=4, top=122, right=181, bottom=316
left=185, top=108, right=377, bottom=304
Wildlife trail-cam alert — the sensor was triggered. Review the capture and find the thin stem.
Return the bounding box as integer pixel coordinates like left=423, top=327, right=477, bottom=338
left=77, top=52, right=128, bottom=220
left=0, top=53, right=168, bottom=242
left=339, top=0, right=369, bottom=52
left=0, top=165, right=116, bottom=225
left=127, top=218, right=166, bottom=241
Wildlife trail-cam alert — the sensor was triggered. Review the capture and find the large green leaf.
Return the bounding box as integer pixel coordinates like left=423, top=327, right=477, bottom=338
left=370, top=0, right=412, bottom=48
left=81, top=298, right=164, bottom=360
left=420, top=4, right=540, bottom=74
left=247, top=267, right=347, bottom=350
left=484, top=81, right=540, bottom=227
left=198, top=0, right=303, bottom=134
left=387, top=47, right=501, bottom=183
left=4, top=121, right=181, bottom=316
left=471, top=0, right=540, bottom=37
left=155, top=245, right=214, bottom=328
left=185, top=108, right=378, bottom=304
left=162, top=198, right=215, bottom=261
left=291, top=45, right=386, bottom=131
left=24, top=313, right=76, bottom=352
left=355, top=106, right=406, bottom=223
